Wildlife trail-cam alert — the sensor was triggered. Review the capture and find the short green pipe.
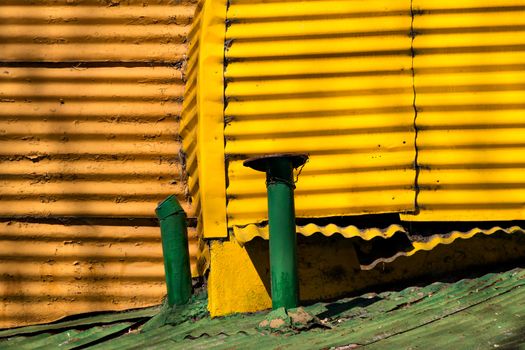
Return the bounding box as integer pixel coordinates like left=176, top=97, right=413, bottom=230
left=244, top=154, right=307, bottom=310
left=155, top=195, right=192, bottom=306
left=266, top=158, right=299, bottom=310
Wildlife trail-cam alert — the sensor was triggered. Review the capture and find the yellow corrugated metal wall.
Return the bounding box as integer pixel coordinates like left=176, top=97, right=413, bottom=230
left=181, top=1, right=203, bottom=238
left=185, top=0, right=525, bottom=318
left=224, top=0, right=417, bottom=227
left=220, top=0, right=525, bottom=230
left=0, top=0, right=200, bottom=328
left=403, top=0, right=525, bottom=221
left=181, top=0, right=228, bottom=239
left=179, top=0, right=525, bottom=236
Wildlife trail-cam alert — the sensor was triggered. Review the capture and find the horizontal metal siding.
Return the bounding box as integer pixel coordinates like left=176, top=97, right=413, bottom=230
left=0, top=0, right=200, bottom=328
left=0, top=221, right=200, bottom=327
left=0, top=67, right=190, bottom=217
left=363, top=226, right=525, bottom=270
left=224, top=0, right=417, bottom=227
left=402, top=1, right=525, bottom=221
left=0, top=1, right=194, bottom=62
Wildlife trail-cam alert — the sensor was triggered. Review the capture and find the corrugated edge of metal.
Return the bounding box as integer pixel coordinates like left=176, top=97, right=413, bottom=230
left=362, top=225, right=525, bottom=270
left=232, top=223, right=407, bottom=244
left=233, top=222, right=525, bottom=271
left=180, top=0, right=229, bottom=239
left=180, top=0, right=210, bottom=275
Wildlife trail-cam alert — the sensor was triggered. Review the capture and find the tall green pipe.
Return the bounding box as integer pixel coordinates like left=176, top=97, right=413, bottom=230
left=155, top=195, right=192, bottom=306
left=244, top=154, right=308, bottom=310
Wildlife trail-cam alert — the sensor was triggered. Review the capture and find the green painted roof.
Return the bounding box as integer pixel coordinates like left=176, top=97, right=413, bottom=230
left=2, top=268, right=525, bottom=349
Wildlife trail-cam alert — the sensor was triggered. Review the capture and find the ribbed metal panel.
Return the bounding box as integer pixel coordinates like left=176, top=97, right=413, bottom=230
left=0, top=0, right=201, bottom=328
left=402, top=1, right=525, bottom=221
left=0, top=67, right=189, bottom=217
left=363, top=226, right=525, bottom=270
left=0, top=1, right=194, bottom=62
left=224, top=0, right=416, bottom=226
left=180, top=0, right=229, bottom=238
left=0, top=221, right=201, bottom=328
left=181, top=0, right=203, bottom=236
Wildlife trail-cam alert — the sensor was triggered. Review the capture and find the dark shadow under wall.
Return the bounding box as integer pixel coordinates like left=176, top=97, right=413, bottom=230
left=245, top=231, right=525, bottom=304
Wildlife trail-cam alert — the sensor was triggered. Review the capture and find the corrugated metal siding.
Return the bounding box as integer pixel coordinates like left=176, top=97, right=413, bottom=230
left=0, top=221, right=199, bottom=326
left=363, top=226, right=525, bottom=270
left=0, top=67, right=189, bottom=217
left=224, top=0, right=417, bottom=227
left=0, top=1, right=194, bottom=63
left=402, top=0, right=525, bottom=221
left=181, top=0, right=203, bottom=237
left=180, top=0, right=229, bottom=238
left=0, top=0, right=200, bottom=328
left=233, top=223, right=407, bottom=244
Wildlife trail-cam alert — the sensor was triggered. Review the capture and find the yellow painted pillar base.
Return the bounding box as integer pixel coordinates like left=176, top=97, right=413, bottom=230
left=208, top=239, right=271, bottom=317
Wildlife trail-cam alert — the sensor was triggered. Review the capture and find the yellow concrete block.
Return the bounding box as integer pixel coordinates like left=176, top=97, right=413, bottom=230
left=208, top=239, right=271, bottom=317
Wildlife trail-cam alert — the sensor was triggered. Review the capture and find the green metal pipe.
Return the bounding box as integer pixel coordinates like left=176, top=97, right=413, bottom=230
left=244, top=154, right=307, bottom=310
left=266, top=157, right=299, bottom=309
left=155, top=195, right=192, bottom=306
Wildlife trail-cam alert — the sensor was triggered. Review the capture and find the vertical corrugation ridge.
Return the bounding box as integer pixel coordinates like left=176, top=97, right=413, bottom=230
left=410, top=0, right=421, bottom=215
left=402, top=1, right=525, bottom=222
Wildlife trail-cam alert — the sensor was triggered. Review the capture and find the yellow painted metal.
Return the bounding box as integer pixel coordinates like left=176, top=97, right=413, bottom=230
left=0, top=221, right=205, bottom=328
left=0, top=3, right=193, bottom=62
left=402, top=2, right=525, bottom=221
left=363, top=226, right=525, bottom=270
left=0, top=67, right=189, bottom=217
left=181, top=0, right=229, bottom=238
left=0, top=0, right=206, bottom=328
left=180, top=1, right=204, bottom=239
left=224, top=0, right=415, bottom=227
left=233, top=224, right=406, bottom=244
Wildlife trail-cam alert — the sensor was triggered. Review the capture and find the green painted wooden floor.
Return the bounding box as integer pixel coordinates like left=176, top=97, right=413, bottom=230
left=1, top=267, right=524, bottom=349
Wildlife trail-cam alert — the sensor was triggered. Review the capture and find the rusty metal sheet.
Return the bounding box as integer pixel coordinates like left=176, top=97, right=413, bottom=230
left=233, top=223, right=407, bottom=244
left=402, top=2, right=525, bottom=221
left=224, top=0, right=416, bottom=227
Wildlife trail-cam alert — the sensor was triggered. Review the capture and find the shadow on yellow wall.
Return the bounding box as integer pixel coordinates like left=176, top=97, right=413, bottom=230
left=209, top=231, right=525, bottom=317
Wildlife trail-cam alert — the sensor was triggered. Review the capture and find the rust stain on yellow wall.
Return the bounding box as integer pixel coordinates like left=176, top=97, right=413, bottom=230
left=0, top=222, right=204, bottom=328
left=0, top=0, right=200, bottom=328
